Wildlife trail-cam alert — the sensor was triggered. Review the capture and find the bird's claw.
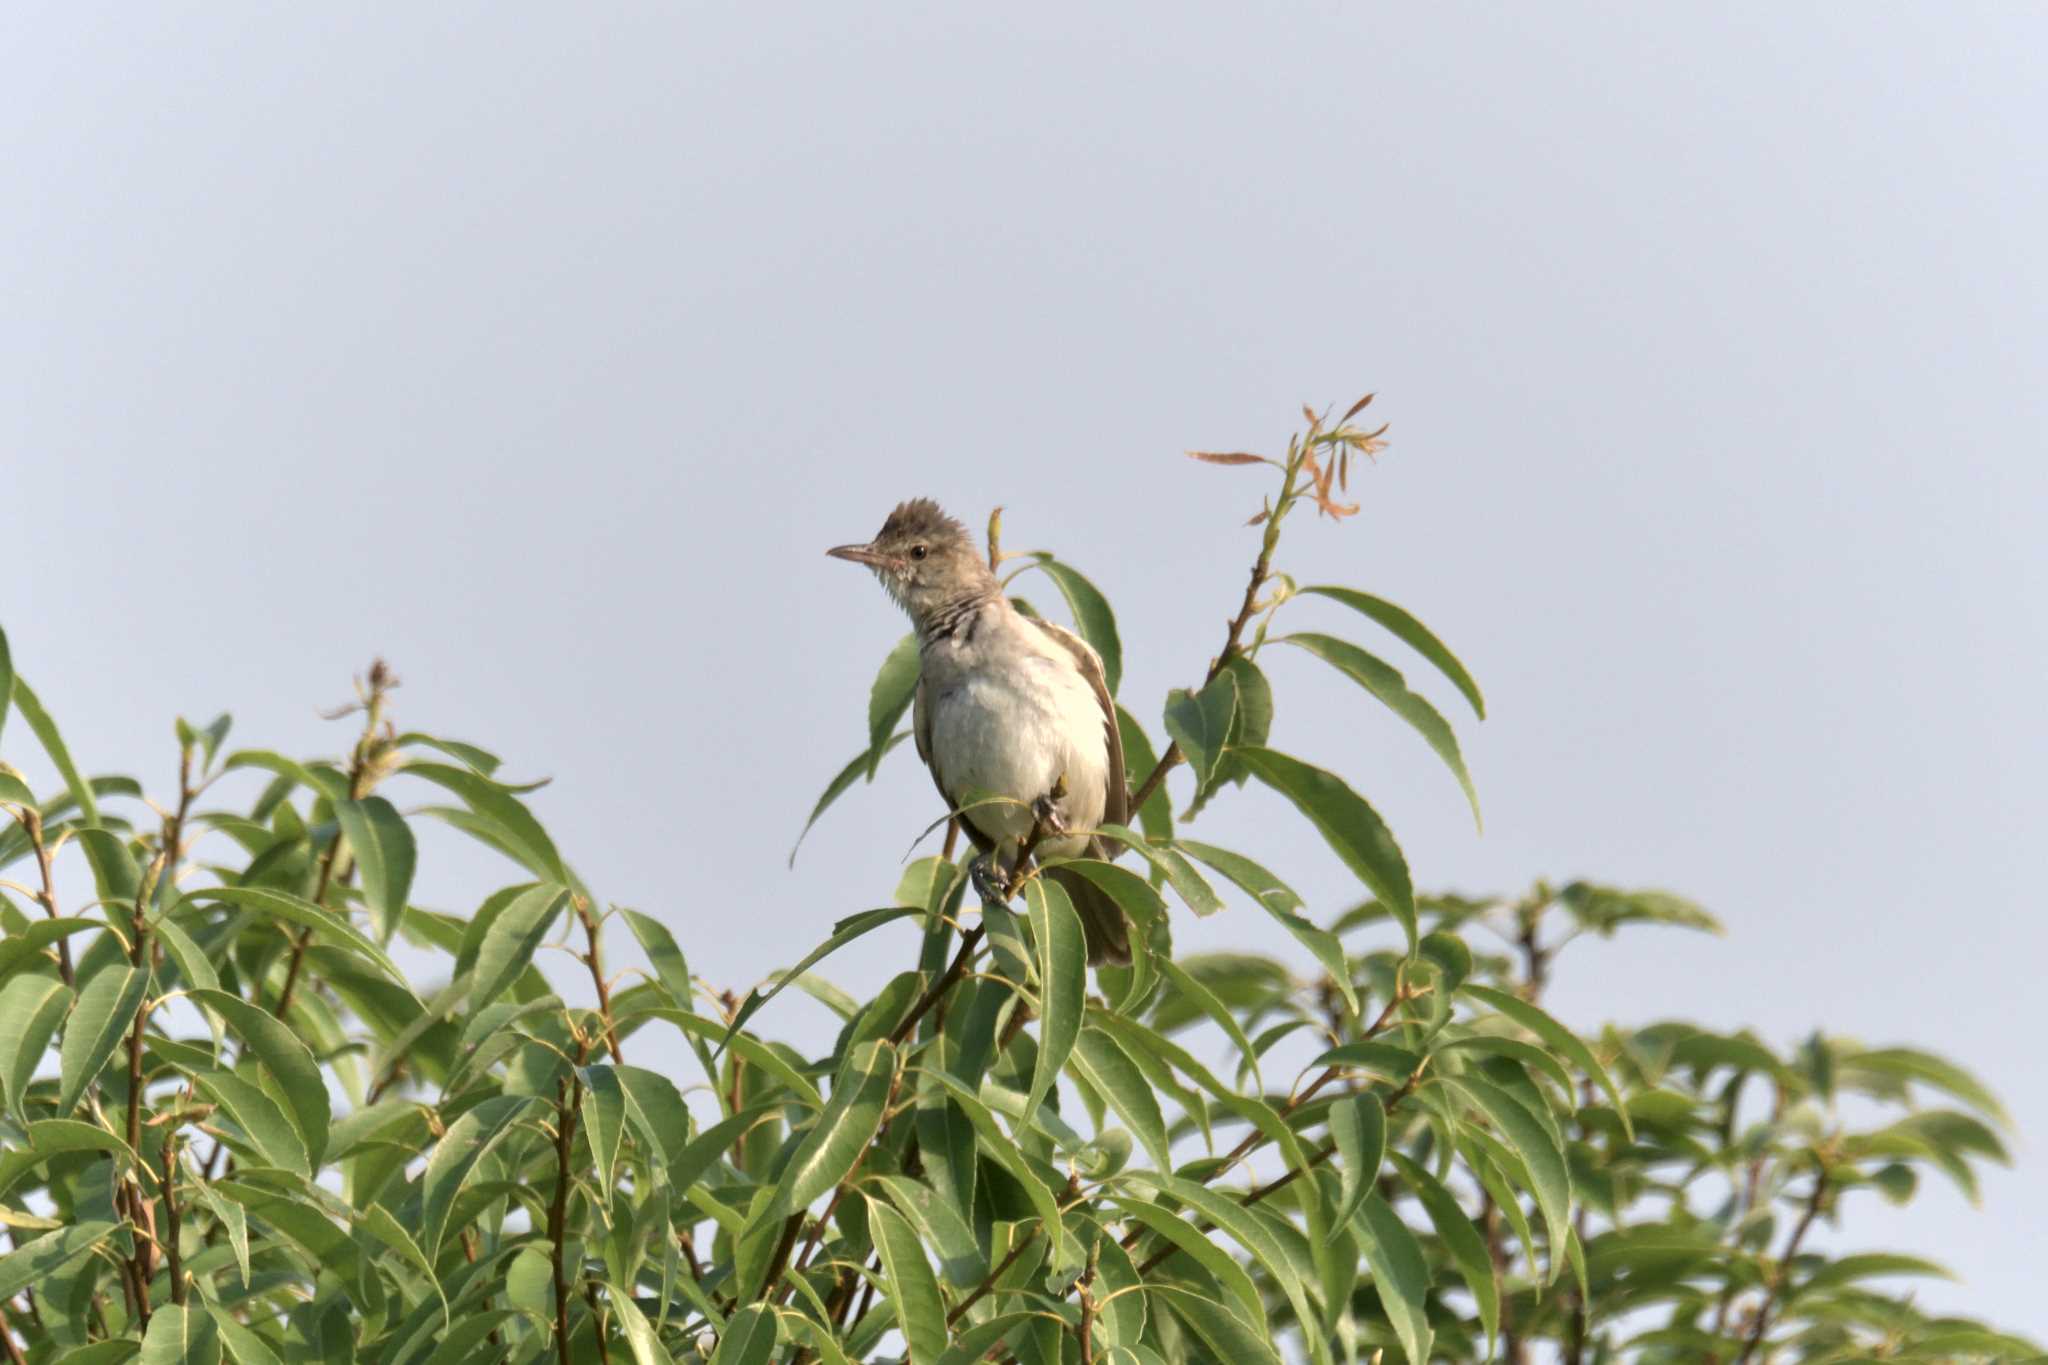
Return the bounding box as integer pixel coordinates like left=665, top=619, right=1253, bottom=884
left=1030, top=793, right=1069, bottom=836
left=970, top=854, right=1011, bottom=905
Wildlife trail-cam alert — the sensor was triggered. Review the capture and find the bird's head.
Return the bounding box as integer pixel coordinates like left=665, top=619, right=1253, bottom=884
left=828, top=498, right=995, bottom=623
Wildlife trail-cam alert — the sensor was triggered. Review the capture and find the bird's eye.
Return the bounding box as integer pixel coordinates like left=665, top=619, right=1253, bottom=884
left=910, top=544, right=929, bottom=560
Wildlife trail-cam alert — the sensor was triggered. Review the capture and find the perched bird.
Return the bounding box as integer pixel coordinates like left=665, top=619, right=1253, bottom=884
left=828, top=499, right=1133, bottom=965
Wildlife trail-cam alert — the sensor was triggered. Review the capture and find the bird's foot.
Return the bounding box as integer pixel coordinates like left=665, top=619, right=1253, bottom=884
left=970, top=853, right=1012, bottom=905
left=1029, top=792, right=1069, bottom=838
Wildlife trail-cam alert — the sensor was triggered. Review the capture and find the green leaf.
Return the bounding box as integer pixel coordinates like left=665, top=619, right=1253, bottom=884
left=210, top=1312, right=285, bottom=1365
left=333, top=796, right=417, bottom=946
left=708, top=1304, right=778, bottom=1365
left=392, top=732, right=503, bottom=777
left=669, top=1102, right=782, bottom=1191
left=1114, top=705, right=1172, bottom=843
left=580, top=1063, right=627, bottom=1190
left=1126, top=1171, right=1316, bottom=1343
left=868, top=633, right=922, bottom=773
left=615, top=1063, right=693, bottom=1168
left=607, top=1283, right=680, bottom=1365
left=789, top=733, right=914, bottom=865
left=1276, top=633, right=1481, bottom=829
left=1352, top=1195, right=1435, bottom=1365
left=1462, top=982, right=1632, bottom=1140
left=1838, top=1047, right=2011, bottom=1127
left=1150, top=1286, right=1283, bottom=1365
left=1093, top=824, right=1223, bottom=917
left=1111, top=1198, right=1265, bottom=1333
left=867, top=1194, right=949, bottom=1364
left=0, top=972, right=70, bottom=1119
left=188, top=989, right=330, bottom=1165
left=0, top=771, right=30, bottom=806
left=7, top=678, right=98, bottom=825
left=1174, top=839, right=1356, bottom=1016
left=0, top=1220, right=118, bottom=1299
left=725, top=907, right=921, bottom=1043
left=1799, top=1252, right=1952, bottom=1292
left=183, top=887, right=408, bottom=991
left=623, top=907, right=695, bottom=1010
left=418, top=1093, right=540, bottom=1258
left=1069, top=1026, right=1171, bottom=1172
left=874, top=1173, right=987, bottom=1288
left=1328, top=1092, right=1387, bottom=1232
left=1390, top=1151, right=1498, bottom=1356
left=193, top=1070, right=310, bottom=1177
left=0, top=624, right=11, bottom=747
left=401, top=761, right=568, bottom=883
left=1231, top=748, right=1415, bottom=951
left=470, top=883, right=569, bottom=1014
left=1299, top=585, right=1485, bottom=719
left=220, top=749, right=350, bottom=802
left=1164, top=670, right=1237, bottom=789
left=194, top=1178, right=252, bottom=1288
left=1023, top=878, right=1084, bottom=1125
left=1026, top=556, right=1123, bottom=694
left=57, top=965, right=146, bottom=1114
left=1444, top=1074, right=1573, bottom=1278
left=763, top=1039, right=895, bottom=1226
left=139, top=1303, right=223, bottom=1365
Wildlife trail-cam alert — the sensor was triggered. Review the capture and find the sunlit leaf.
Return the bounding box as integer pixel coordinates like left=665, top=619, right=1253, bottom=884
left=1232, top=748, right=1415, bottom=951
left=1299, top=585, right=1485, bottom=719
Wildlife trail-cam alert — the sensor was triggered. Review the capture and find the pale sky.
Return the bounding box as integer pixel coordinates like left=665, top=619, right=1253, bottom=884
left=5, top=3, right=2044, bottom=1336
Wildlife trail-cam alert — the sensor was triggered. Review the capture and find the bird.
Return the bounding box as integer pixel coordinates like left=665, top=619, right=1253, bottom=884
left=828, top=498, right=1133, bottom=965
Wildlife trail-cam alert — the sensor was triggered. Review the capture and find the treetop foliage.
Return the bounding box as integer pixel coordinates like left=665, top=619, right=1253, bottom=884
left=0, top=400, right=2035, bottom=1363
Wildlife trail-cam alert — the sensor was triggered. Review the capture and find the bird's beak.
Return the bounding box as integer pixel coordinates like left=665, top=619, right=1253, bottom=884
left=826, top=542, right=893, bottom=568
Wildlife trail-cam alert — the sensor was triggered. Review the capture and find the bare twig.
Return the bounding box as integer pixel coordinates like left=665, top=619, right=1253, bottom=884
left=12, top=809, right=72, bottom=985
left=1735, top=1168, right=1830, bottom=1365
left=577, top=899, right=626, bottom=1065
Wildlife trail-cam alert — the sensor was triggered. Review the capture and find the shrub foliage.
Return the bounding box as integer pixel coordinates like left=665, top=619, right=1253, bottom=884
left=0, top=403, right=2035, bottom=1364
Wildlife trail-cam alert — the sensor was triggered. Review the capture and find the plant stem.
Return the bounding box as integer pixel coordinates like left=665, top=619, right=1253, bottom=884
left=550, top=1051, right=590, bottom=1365
left=577, top=900, right=626, bottom=1065
left=14, top=809, right=72, bottom=986
left=1736, top=1168, right=1830, bottom=1365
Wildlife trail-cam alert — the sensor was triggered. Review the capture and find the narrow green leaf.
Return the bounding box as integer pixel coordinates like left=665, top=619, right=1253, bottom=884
left=1232, top=748, right=1416, bottom=951
left=0, top=625, right=12, bottom=747
left=400, top=761, right=568, bottom=883
left=580, top=1063, right=627, bottom=1190
left=193, top=1070, right=309, bottom=1177
left=1110, top=1198, right=1266, bottom=1333
left=0, top=1220, right=118, bottom=1299
left=1352, top=1194, right=1435, bottom=1365
left=1069, top=1026, right=1171, bottom=1172
left=764, top=1039, right=896, bottom=1222
left=333, top=796, right=417, bottom=946
left=1390, top=1151, right=1498, bottom=1356
left=57, top=965, right=146, bottom=1114
left=1126, top=1171, right=1316, bottom=1343
left=220, top=749, right=350, bottom=802
left=7, top=678, right=98, bottom=824
left=1276, top=633, right=1481, bottom=829
left=1164, top=671, right=1237, bottom=789
left=874, top=1173, right=987, bottom=1288
left=867, top=1194, right=949, bottom=1364
left=418, top=1093, right=539, bottom=1258
left=725, top=906, right=921, bottom=1043
left=1114, top=705, right=1172, bottom=844
left=189, top=988, right=330, bottom=1165
left=789, top=733, right=914, bottom=865
left=1838, top=1047, right=2011, bottom=1127
left=623, top=907, right=695, bottom=1010
left=211, top=1310, right=287, bottom=1365
left=1329, top=1093, right=1387, bottom=1232
left=1023, top=878, right=1084, bottom=1125
left=392, top=732, right=503, bottom=777
left=608, top=1283, right=680, bottom=1365
left=0, top=973, right=70, bottom=1118
left=1093, top=824, right=1223, bottom=917
left=1462, top=982, right=1632, bottom=1140
left=194, top=1177, right=252, bottom=1288
left=183, top=887, right=408, bottom=991
left=470, top=883, right=568, bottom=1014
left=1299, top=585, right=1485, bottom=718
left=1445, top=1074, right=1573, bottom=1278
left=708, top=1304, right=778, bottom=1365
left=1175, top=839, right=1357, bottom=1016
left=139, top=1303, right=222, bottom=1365
left=1026, top=556, right=1123, bottom=695
left=1150, top=1286, right=1283, bottom=1365
left=0, top=772, right=30, bottom=806
left=615, top=1063, right=693, bottom=1168
left=868, top=633, right=922, bottom=771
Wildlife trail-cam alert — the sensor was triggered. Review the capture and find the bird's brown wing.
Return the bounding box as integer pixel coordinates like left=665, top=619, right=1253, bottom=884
left=915, top=672, right=992, bottom=853
left=1024, top=617, right=1129, bottom=849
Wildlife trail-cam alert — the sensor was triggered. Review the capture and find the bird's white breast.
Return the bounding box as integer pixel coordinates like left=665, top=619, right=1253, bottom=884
left=922, top=613, right=1109, bottom=857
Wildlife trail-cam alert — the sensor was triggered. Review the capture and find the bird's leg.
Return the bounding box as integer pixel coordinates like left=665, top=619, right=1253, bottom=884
left=1028, top=792, right=1069, bottom=838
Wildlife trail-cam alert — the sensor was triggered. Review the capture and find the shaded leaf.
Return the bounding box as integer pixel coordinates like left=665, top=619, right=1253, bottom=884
left=57, top=965, right=146, bottom=1115
left=333, top=796, right=417, bottom=945
left=1023, top=878, right=1085, bottom=1125
left=1328, top=1092, right=1387, bottom=1232
left=1164, top=671, right=1237, bottom=789
left=867, top=1194, right=948, bottom=1364
left=1232, top=748, right=1416, bottom=951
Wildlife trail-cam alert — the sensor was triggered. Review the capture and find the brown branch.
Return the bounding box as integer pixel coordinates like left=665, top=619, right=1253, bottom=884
left=889, top=925, right=985, bottom=1048
left=584, top=1282, right=614, bottom=1365
left=1735, top=1168, right=1830, bottom=1365
left=157, top=1132, right=186, bottom=1307
left=13, top=809, right=72, bottom=986
left=550, top=1043, right=592, bottom=1365
left=577, top=900, right=626, bottom=1065
left=1126, top=441, right=1308, bottom=816
left=0, top=1320, right=24, bottom=1365
left=947, top=1228, right=1040, bottom=1326
left=1076, top=1248, right=1099, bottom=1365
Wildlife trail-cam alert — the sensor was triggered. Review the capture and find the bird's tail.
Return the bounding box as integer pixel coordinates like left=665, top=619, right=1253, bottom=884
left=1047, top=864, right=1132, bottom=967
